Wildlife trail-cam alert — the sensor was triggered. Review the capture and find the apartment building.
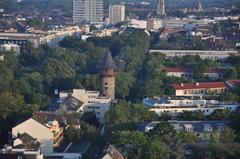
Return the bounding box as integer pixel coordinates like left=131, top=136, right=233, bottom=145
left=12, top=112, right=80, bottom=155
left=58, top=89, right=111, bottom=123
left=171, top=82, right=228, bottom=96
left=144, top=120, right=230, bottom=142
left=0, top=133, right=43, bottom=159
left=149, top=104, right=239, bottom=116
left=109, top=4, right=125, bottom=24
left=163, top=67, right=227, bottom=80
left=171, top=80, right=240, bottom=96
left=73, top=0, right=103, bottom=24
left=150, top=50, right=239, bottom=60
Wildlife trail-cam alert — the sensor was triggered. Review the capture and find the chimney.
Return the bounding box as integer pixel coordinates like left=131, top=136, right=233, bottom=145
left=196, top=82, right=199, bottom=86
left=180, top=83, right=184, bottom=87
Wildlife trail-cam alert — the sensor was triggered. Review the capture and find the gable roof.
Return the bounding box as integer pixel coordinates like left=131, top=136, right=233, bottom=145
left=171, top=82, right=227, bottom=90
left=32, top=112, right=80, bottom=127
left=14, top=133, right=41, bottom=150
left=102, top=145, right=124, bottom=159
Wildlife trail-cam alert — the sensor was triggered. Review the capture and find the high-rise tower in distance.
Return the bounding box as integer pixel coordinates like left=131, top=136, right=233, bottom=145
left=100, top=50, right=116, bottom=100
left=197, top=0, right=203, bottom=12
left=157, top=0, right=166, bottom=16
left=73, top=0, right=103, bottom=24
left=109, top=4, right=125, bottom=24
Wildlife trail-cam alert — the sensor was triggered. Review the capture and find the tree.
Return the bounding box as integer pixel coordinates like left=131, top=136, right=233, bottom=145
left=224, top=67, right=238, bottom=79
left=26, top=18, right=43, bottom=28
left=105, top=100, right=158, bottom=130
left=140, top=139, right=170, bottom=159
left=163, top=135, right=184, bottom=159
left=115, top=72, right=135, bottom=99
left=178, top=110, right=205, bottom=121
left=179, top=131, right=198, bottom=143
left=220, top=127, right=236, bottom=143
left=81, top=112, right=100, bottom=127
left=209, top=109, right=231, bottom=120
left=148, top=122, right=176, bottom=137
left=210, top=130, right=220, bottom=144
left=219, top=92, right=239, bottom=102
left=111, top=130, right=148, bottom=147
left=0, top=92, right=26, bottom=120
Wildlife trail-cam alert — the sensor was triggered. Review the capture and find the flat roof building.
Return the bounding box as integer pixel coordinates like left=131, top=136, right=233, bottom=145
left=73, top=0, right=103, bottom=24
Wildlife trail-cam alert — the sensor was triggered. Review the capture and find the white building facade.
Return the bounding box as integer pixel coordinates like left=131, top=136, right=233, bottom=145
left=58, top=89, right=111, bottom=123
left=73, top=0, right=103, bottom=24
left=0, top=43, right=20, bottom=54
left=12, top=118, right=54, bottom=156
left=150, top=50, right=239, bottom=60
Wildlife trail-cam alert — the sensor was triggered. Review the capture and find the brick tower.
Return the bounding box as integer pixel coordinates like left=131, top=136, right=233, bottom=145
left=100, top=50, right=116, bottom=100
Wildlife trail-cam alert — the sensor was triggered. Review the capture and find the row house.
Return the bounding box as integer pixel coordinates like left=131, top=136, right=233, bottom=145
left=144, top=120, right=230, bottom=142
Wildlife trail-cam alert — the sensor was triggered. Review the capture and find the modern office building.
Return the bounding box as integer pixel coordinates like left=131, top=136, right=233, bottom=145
left=109, top=4, right=125, bottom=24
left=73, top=0, right=104, bottom=24
left=157, top=0, right=166, bottom=16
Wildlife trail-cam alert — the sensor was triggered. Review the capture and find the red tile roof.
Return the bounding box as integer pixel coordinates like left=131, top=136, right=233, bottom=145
left=226, top=79, right=240, bottom=87
left=171, top=82, right=227, bottom=90
left=163, top=67, right=193, bottom=73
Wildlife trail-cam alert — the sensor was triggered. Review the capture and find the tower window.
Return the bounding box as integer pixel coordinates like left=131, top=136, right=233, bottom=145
left=105, top=82, right=108, bottom=85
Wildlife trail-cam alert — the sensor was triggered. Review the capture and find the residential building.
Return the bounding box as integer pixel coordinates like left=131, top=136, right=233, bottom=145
left=12, top=112, right=80, bottom=155
left=148, top=104, right=239, bottom=116
left=0, top=55, right=4, bottom=61
left=157, top=0, right=166, bottom=16
left=143, top=96, right=208, bottom=108
left=144, top=120, right=230, bottom=142
left=0, top=26, right=81, bottom=51
left=171, top=80, right=240, bottom=96
left=143, top=96, right=239, bottom=116
left=109, top=4, right=125, bottom=24
left=0, top=133, right=43, bottom=159
left=160, top=28, right=185, bottom=39
left=149, top=49, right=239, bottom=60
left=147, top=18, right=162, bottom=31
left=100, top=50, right=116, bottom=100
left=58, top=89, right=111, bottom=123
left=73, top=0, right=103, bottom=24
left=163, top=67, right=227, bottom=80
left=0, top=43, right=20, bottom=54
left=171, top=82, right=228, bottom=96
left=129, top=19, right=147, bottom=29
left=101, top=145, right=124, bottom=159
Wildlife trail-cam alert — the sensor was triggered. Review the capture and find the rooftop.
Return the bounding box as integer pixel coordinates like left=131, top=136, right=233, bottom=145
left=146, top=120, right=230, bottom=132
left=60, top=96, right=83, bottom=111
left=14, top=133, right=41, bottom=150
left=171, top=82, right=227, bottom=90
left=163, top=67, right=226, bottom=74
left=32, top=112, right=80, bottom=127
left=101, top=50, right=116, bottom=70
left=66, top=142, right=91, bottom=154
